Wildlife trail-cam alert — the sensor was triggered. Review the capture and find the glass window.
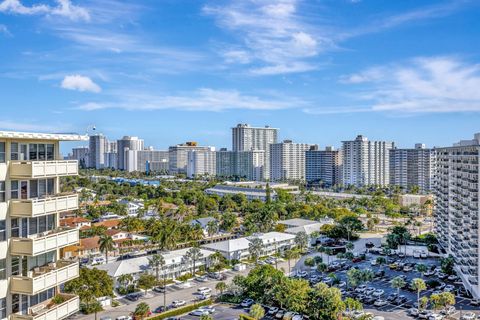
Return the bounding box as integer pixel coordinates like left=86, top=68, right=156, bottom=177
left=0, top=142, right=5, bottom=163
left=11, top=256, right=20, bottom=276
left=11, top=180, right=19, bottom=199
left=38, top=144, right=46, bottom=161
left=38, top=216, right=46, bottom=233
left=0, top=259, right=6, bottom=279
left=11, top=142, right=18, bottom=160
left=0, top=181, right=4, bottom=202
left=29, top=218, right=37, bottom=236
left=11, top=218, right=19, bottom=237
left=47, top=214, right=54, bottom=231
left=47, top=178, right=54, bottom=195
left=38, top=179, right=46, bottom=198
left=0, top=220, right=5, bottom=241
left=2, top=297, right=9, bottom=317
left=46, top=144, right=54, bottom=160
left=29, top=144, right=37, bottom=160
left=30, top=181, right=38, bottom=198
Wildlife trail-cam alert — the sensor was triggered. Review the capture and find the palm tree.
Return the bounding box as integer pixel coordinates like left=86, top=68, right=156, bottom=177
left=294, top=231, right=309, bottom=252
left=206, top=220, right=219, bottom=237
left=391, top=276, right=406, bottom=295
left=215, top=281, right=227, bottom=295
left=134, top=302, right=150, bottom=320
left=184, top=247, right=204, bottom=275
left=118, top=274, right=133, bottom=292
left=250, top=303, right=265, bottom=320
left=416, top=264, right=428, bottom=278
left=148, top=254, right=167, bottom=310
left=345, top=242, right=354, bottom=252
left=248, top=237, right=263, bottom=265
left=284, top=249, right=300, bottom=274
left=98, top=234, right=115, bottom=263
left=411, top=278, right=427, bottom=310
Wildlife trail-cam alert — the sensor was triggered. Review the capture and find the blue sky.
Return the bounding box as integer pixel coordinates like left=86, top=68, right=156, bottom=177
left=1, top=0, right=480, bottom=153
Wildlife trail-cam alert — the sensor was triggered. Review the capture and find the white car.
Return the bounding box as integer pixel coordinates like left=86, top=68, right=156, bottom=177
left=172, top=300, right=186, bottom=308
left=297, top=271, right=308, bottom=278
left=189, top=309, right=210, bottom=316
left=370, top=259, right=377, bottom=266
left=461, top=313, right=476, bottom=320
left=115, top=317, right=132, bottom=320
left=374, top=299, right=388, bottom=307
left=441, top=306, right=455, bottom=315
left=355, top=285, right=367, bottom=293
left=197, top=287, right=212, bottom=294
left=444, top=285, right=455, bottom=292
left=372, top=289, right=384, bottom=297
left=198, top=306, right=215, bottom=314
left=428, top=313, right=444, bottom=320
left=196, top=275, right=208, bottom=282
left=420, top=251, right=428, bottom=258
left=408, top=308, right=419, bottom=317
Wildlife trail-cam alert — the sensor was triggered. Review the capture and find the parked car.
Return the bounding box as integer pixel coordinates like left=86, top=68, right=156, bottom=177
left=447, top=275, right=459, bottom=281
left=154, top=306, right=167, bottom=313
left=372, top=289, right=384, bottom=297
left=420, top=251, right=428, bottom=258
left=444, top=285, right=455, bottom=292
left=441, top=306, right=455, bottom=315
left=470, top=299, right=480, bottom=306
left=460, top=313, right=476, bottom=320
left=171, top=300, right=186, bottom=308
left=418, top=311, right=432, bottom=319
left=189, top=309, right=209, bottom=316
left=408, top=308, right=419, bottom=317
left=196, top=275, right=208, bottom=282
left=197, top=287, right=212, bottom=294
left=241, top=298, right=254, bottom=308
left=428, top=313, right=444, bottom=320
left=374, top=299, right=388, bottom=307
left=275, top=310, right=285, bottom=319
left=153, top=286, right=165, bottom=293
left=198, top=306, right=215, bottom=314
left=268, top=307, right=279, bottom=315
left=125, top=293, right=141, bottom=301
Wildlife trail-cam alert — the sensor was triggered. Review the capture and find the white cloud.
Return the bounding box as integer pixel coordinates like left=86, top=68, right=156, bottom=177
left=339, top=56, right=480, bottom=113
left=203, top=0, right=327, bottom=75
left=0, top=24, right=11, bottom=36
left=61, top=75, right=101, bottom=93
left=76, top=88, right=306, bottom=112
left=0, top=0, right=89, bottom=21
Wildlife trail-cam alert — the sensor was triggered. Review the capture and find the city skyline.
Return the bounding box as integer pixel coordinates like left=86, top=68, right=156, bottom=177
left=2, top=0, right=480, bottom=150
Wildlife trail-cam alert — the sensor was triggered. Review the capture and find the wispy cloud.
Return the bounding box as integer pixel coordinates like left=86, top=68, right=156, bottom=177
left=0, top=0, right=90, bottom=21
left=0, top=24, right=11, bottom=36
left=337, top=56, right=480, bottom=113
left=203, top=0, right=330, bottom=75
left=61, top=74, right=101, bottom=93
left=76, top=88, right=307, bottom=112
left=0, top=120, right=72, bottom=132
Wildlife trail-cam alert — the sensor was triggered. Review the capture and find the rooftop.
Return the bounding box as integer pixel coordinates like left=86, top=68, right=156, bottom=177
left=0, top=130, right=88, bottom=141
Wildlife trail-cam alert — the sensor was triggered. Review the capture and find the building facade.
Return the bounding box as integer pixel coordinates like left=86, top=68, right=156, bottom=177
left=390, top=144, right=436, bottom=193
left=125, top=149, right=168, bottom=173
left=434, top=133, right=480, bottom=299
left=342, top=135, right=394, bottom=187
left=70, top=147, right=89, bottom=169
left=116, top=136, right=144, bottom=171
left=186, top=149, right=217, bottom=178
left=168, top=142, right=214, bottom=175
left=305, top=146, right=342, bottom=188
left=0, top=130, right=84, bottom=320
left=270, top=140, right=313, bottom=181
left=232, top=124, right=278, bottom=180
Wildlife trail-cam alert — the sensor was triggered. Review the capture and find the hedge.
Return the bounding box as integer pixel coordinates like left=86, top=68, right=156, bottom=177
left=239, top=314, right=256, bottom=320
left=147, top=299, right=212, bottom=320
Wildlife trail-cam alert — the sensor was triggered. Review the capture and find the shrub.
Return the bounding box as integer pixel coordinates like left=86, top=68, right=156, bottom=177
left=239, top=315, right=256, bottom=320
left=148, top=300, right=212, bottom=320
left=176, top=273, right=193, bottom=282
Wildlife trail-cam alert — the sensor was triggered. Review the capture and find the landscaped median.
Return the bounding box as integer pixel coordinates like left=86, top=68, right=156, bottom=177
left=238, top=314, right=255, bottom=320
left=146, top=299, right=213, bottom=319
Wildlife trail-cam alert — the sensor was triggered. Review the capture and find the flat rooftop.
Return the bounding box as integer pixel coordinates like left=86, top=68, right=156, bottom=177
left=0, top=130, right=88, bottom=141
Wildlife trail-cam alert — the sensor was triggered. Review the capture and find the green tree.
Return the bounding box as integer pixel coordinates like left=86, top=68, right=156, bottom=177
left=137, top=273, right=157, bottom=296
left=272, top=277, right=310, bottom=312
left=391, top=276, right=406, bottom=295
left=220, top=211, right=237, bottom=232
left=248, top=237, right=264, bottom=264
left=284, top=249, right=300, bottom=274
left=215, top=281, right=227, bottom=295
left=307, top=283, right=345, bottom=320
left=184, top=246, right=204, bottom=275
left=317, top=262, right=327, bottom=277
left=440, top=255, right=455, bottom=275
left=430, top=292, right=455, bottom=313
left=249, top=303, right=265, bottom=320
left=148, top=254, right=167, bottom=310
left=344, top=297, right=363, bottom=313
left=411, top=278, right=427, bottom=310
left=304, top=257, right=315, bottom=267
left=416, top=263, right=428, bottom=277
left=206, top=219, right=219, bottom=237
left=200, top=315, right=213, bottom=320
left=134, top=302, right=150, bottom=320
left=117, top=274, right=133, bottom=292
left=294, top=231, right=309, bottom=252
left=418, top=296, right=429, bottom=311
left=98, top=234, right=115, bottom=263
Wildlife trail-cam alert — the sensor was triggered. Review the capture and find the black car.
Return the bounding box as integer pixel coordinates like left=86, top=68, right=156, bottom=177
left=386, top=293, right=398, bottom=302
left=393, top=296, right=408, bottom=305
left=126, top=293, right=142, bottom=301
left=364, top=296, right=376, bottom=305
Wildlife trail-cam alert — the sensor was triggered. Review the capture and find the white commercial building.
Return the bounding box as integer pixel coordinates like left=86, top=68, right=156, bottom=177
left=168, top=142, right=214, bottom=175
left=270, top=140, right=314, bottom=181
left=0, top=130, right=85, bottom=320
left=390, top=144, right=436, bottom=193
left=305, top=146, right=343, bottom=187
left=125, top=148, right=169, bottom=173
left=342, top=135, right=394, bottom=187
left=232, top=124, right=278, bottom=180
left=202, top=232, right=295, bottom=260
left=205, top=184, right=277, bottom=202
left=434, top=133, right=480, bottom=298
left=186, top=149, right=217, bottom=178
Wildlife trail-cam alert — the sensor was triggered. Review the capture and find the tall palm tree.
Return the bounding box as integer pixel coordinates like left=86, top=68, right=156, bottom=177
left=284, top=249, right=300, bottom=274
left=391, top=276, right=406, bottom=295
left=134, top=302, right=150, bottom=320
left=118, top=274, right=133, bottom=292
left=206, top=220, right=219, bottom=237
left=148, top=254, right=167, bottom=310
left=98, top=234, right=115, bottom=263
left=184, top=247, right=204, bottom=275
left=411, top=278, right=427, bottom=310
left=248, top=237, right=263, bottom=265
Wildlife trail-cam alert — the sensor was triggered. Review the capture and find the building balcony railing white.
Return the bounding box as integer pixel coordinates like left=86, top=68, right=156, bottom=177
left=10, top=160, right=79, bottom=178
left=10, top=194, right=79, bottom=218
left=10, top=260, right=79, bottom=295
left=10, top=227, right=79, bottom=256
left=10, top=293, right=79, bottom=320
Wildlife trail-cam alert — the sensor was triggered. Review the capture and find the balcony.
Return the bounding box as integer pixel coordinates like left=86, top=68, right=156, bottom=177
left=11, top=260, right=79, bottom=295
left=11, top=293, right=79, bottom=320
left=11, top=228, right=79, bottom=256
left=10, top=160, right=79, bottom=178
left=10, top=194, right=79, bottom=218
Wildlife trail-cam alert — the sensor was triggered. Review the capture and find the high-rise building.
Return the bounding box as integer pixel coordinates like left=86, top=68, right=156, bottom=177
left=215, top=149, right=265, bottom=181
left=305, top=146, right=342, bottom=187
left=0, top=130, right=85, bottom=320
left=270, top=140, right=313, bottom=181
left=232, top=124, right=278, bottom=180
left=187, top=149, right=217, bottom=178
left=434, top=133, right=480, bottom=299
left=88, top=134, right=108, bottom=169
left=168, top=142, right=214, bottom=175
left=70, top=146, right=89, bottom=169
left=125, top=148, right=169, bottom=173
left=342, top=135, right=394, bottom=187
left=390, top=144, right=436, bottom=192
left=116, top=136, right=144, bottom=170
left=215, top=149, right=237, bottom=178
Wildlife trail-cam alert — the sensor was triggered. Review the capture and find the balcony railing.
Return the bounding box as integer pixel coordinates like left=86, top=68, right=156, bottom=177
left=11, top=228, right=79, bottom=256
left=10, top=194, right=79, bottom=218
left=11, top=293, right=79, bottom=320
left=11, top=260, right=79, bottom=295
left=10, top=160, right=79, bottom=178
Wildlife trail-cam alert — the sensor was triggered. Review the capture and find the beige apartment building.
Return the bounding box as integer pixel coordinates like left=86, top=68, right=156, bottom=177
left=0, top=131, right=86, bottom=320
